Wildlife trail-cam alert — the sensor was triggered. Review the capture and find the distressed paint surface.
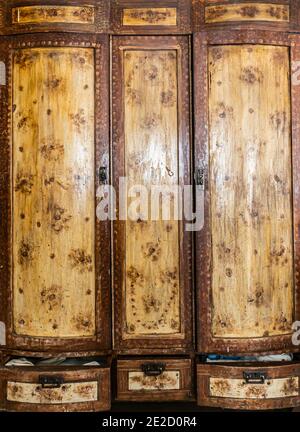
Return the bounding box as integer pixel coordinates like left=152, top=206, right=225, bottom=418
left=128, top=371, right=180, bottom=391
left=205, top=3, right=289, bottom=23
left=7, top=381, right=98, bottom=404
left=12, top=6, right=95, bottom=25
left=12, top=48, right=96, bottom=337
left=124, top=50, right=181, bottom=337
left=210, top=377, right=299, bottom=399
left=123, top=8, right=177, bottom=26
left=209, top=45, right=293, bottom=338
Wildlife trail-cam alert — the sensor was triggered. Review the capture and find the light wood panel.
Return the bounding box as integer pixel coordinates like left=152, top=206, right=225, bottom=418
left=210, top=377, right=299, bottom=399
left=123, top=49, right=181, bottom=338
left=205, top=3, right=289, bottom=23
left=128, top=371, right=180, bottom=391
left=209, top=45, right=293, bottom=339
left=123, top=8, right=177, bottom=26
left=12, top=6, right=95, bottom=25
left=7, top=381, right=98, bottom=404
left=12, top=48, right=95, bottom=338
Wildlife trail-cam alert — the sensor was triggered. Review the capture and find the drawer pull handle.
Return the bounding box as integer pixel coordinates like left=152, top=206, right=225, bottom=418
left=39, top=375, right=64, bottom=389
left=243, top=371, right=267, bottom=384
left=141, top=363, right=166, bottom=377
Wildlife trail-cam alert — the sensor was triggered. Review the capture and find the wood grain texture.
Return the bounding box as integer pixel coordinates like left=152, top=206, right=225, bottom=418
left=210, top=376, right=299, bottom=399
left=123, top=8, right=177, bottom=26
left=197, top=363, right=300, bottom=410
left=12, top=47, right=96, bottom=338
left=112, top=36, right=192, bottom=353
left=205, top=3, right=289, bottom=23
left=209, top=45, right=293, bottom=339
left=124, top=49, right=180, bottom=338
left=7, top=380, right=98, bottom=404
left=12, top=6, right=95, bottom=25
left=117, top=358, right=193, bottom=401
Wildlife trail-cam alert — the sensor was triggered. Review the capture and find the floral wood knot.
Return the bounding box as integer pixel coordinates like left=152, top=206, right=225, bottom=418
left=267, top=6, right=288, bottom=20
left=160, top=268, right=178, bottom=285
left=211, top=47, right=224, bottom=62
left=15, top=171, right=34, bottom=194
left=40, top=284, right=62, bottom=311
left=72, top=313, right=92, bottom=331
left=14, top=51, right=39, bottom=69
left=282, top=378, right=298, bottom=396
left=73, top=7, right=94, bottom=22
left=141, top=113, right=161, bottom=130
left=206, top=7, right=228, bottom=21
left=144, top=64, right=159, bottom=81
left=142, top=294, right=162, bottom=314
left=51, top=204, right=72, bottom=234
left=18, top=240, right=34, bottom=265
left=128, top=9, right=172, bottom=24
left=240, top=66, right=264, bottom=85
left=276, top=313, right=290, bottom=331
left=142, top=241, right=161, bottom=262
left=68, top=248, right=93, bottom=273
left=10, top=384, right=24, bottom=399
left=127, top=88, right=143, bottom=105
left=40, top=137, right=64, bottom=161
left=45, top=77, right=62, bottom=89
left=160, top=90, right=176, bottom=108
left=270, top=111, right=288, bottom=133
left=247, top=285, right=264, bottom=307
left=75, top=384, right=94, bottom=397
left=245, top=386, right=266, bottom=399
left=238, top=6, right=259, bottom=18
left=70, top=109, right=86, bottom=133
left=212, top=380, right=231, bottom=395
left=127, top=266, right=144, bottom=286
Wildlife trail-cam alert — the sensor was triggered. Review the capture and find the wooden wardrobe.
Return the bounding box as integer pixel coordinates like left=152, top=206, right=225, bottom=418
left=0, top=0, right=300, bottom=411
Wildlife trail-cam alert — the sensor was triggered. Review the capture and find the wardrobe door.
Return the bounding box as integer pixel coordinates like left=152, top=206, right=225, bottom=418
left=112, top=36, right=192, bottom=353
left=195, top=31, right=300, bottom=354
left=0, top=35, right=110, bottom=353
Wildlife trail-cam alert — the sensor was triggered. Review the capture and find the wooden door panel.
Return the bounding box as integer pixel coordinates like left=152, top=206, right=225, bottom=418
left=12, top=47, right=96, bottom=338
left=194, top=31, right=299, bottom=354
left=209, top=45, right=293, bottom=339
left=112, top=36, right=192, bottom=353
left=0, top=34, right=111, bottom=352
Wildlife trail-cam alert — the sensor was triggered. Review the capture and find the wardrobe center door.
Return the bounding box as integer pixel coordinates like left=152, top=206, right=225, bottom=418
left=4, top=37, right=110, bottom=352
left=112, top=36, right=192, bottom=353
left=195, top=37, right=298, bottom=354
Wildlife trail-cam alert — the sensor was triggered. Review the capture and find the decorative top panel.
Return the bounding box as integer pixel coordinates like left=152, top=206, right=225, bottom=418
left=123, top=7, right=177, bottom=26
left=12, top=5, right=95, bottom=25
left=205, top=3, right=289, bottom=23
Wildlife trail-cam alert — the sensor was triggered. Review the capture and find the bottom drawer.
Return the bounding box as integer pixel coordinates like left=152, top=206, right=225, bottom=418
left=117, top=358, right=193, bottom=401
left=0, top=365, right=111, bottom=412
left=197, top=363, right=300, bottom=410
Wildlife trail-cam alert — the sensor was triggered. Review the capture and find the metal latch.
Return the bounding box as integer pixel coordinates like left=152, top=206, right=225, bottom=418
left=39, top=375, right=64, bottom=389
left=194, top=167, right=205, bottom=189
left=141, top=363, right=166, bottom=377
left=99, top=166, right=108, bottom=185
left=243, top=371, right=267, bottom=384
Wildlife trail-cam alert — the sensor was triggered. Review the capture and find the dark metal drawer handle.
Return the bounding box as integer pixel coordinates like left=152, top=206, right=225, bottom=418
left=195, top=167, right=205, bottom=189
left=243, top=371, right=267, bottom=385
left=141, top=363, right=166, bottom=377
left=39, top=375, right=64, bottom=389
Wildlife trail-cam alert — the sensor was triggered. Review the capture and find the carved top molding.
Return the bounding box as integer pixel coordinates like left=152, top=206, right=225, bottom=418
left=0, top=0, right=300, bottom=35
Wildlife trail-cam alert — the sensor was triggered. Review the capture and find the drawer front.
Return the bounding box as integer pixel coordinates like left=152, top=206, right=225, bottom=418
left=197, top=363, right=300, bottom=410
left=117, top=359, right=193, bottom=401
left=1, top=367, right=110, bottom=412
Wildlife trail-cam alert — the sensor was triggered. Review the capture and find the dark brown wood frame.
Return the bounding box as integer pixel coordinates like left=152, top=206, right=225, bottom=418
left=194, top=29, right=300, bottom=355
left=112, top=35, right=193, bottom=354
left=0, top=33, right=111, bottom=354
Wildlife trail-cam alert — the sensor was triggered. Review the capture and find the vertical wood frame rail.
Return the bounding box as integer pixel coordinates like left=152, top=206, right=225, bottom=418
left=194, top=30, right=300, bottom=355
